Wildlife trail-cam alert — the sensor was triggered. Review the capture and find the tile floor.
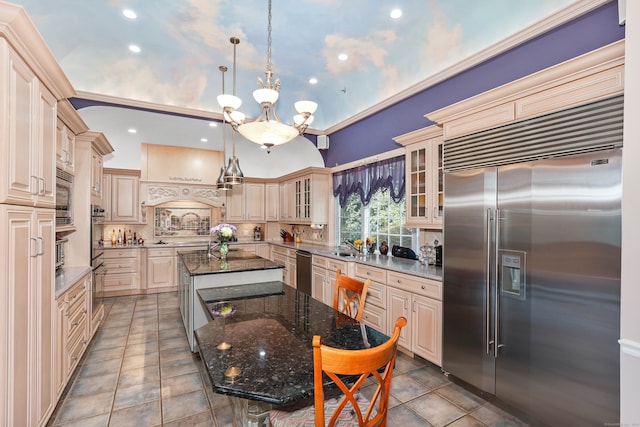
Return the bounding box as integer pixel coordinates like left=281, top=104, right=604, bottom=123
left=47, top=292, right=530, bottom=427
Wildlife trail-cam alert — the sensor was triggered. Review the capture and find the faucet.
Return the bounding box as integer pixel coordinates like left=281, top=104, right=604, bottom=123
left=343, top=239, right=360, bottom=253
left=207, top=239, right=220, bottom=257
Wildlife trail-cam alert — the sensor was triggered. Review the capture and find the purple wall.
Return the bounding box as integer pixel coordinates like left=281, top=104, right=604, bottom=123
left=324, top=1, right=624, bottom=167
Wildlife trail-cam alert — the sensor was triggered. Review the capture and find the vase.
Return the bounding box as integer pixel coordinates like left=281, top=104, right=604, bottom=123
left=219, top=241, right=229, bottom=261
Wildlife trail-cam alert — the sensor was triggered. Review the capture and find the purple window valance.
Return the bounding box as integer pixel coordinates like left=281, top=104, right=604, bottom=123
left=332, top=155, right=405, bottom=207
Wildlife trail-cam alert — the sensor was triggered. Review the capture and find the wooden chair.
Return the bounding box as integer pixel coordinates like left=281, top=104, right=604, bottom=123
left=270, top=317, right=408, bottom=427
left=334, top=269, right=370, bottom=321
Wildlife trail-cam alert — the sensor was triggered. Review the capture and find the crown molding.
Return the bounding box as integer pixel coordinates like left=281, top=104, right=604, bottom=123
left=0, top=2, right=75, bottom=99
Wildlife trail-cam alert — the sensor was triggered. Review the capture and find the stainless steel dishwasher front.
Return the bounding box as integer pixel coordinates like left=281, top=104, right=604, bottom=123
left=296, top=250, right=312, bottom=295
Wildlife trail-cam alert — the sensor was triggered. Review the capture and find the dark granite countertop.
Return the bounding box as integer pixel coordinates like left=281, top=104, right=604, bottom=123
left=194, top=283, right=390, bottom=405
left=177, top=249, right=284, bottom=276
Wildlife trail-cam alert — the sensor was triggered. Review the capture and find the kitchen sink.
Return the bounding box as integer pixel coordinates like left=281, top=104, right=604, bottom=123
left=331, top=251, right=355, bottom=257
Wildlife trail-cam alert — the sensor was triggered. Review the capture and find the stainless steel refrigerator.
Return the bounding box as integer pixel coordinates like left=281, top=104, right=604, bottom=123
left=443, top=97, right=622, bottom=426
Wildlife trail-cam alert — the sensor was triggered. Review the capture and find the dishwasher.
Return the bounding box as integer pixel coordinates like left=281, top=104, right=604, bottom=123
left=296, top=250, right=312, bottom=295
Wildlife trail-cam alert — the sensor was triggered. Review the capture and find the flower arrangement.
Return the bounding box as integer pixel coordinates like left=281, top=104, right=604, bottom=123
left=211, top=223, right=237, bottom=243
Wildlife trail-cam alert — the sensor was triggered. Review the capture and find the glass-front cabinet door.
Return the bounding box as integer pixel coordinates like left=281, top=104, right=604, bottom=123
left=408, top=142, right=428, bottom=220
left=395, top=125, right=443, bottom=229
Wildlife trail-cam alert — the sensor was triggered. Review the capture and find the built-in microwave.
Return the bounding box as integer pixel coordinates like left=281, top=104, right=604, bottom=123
left=56, top=168, right=73, bottom=226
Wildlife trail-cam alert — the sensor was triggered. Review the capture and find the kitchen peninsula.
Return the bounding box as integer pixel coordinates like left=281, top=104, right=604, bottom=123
left=178, top=249, right=284, bottom=351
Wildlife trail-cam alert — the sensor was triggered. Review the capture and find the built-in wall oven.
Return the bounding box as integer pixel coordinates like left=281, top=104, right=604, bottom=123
left=56, top=168, right=74, bottom=226
left=91, top=206, right=106, bottom=318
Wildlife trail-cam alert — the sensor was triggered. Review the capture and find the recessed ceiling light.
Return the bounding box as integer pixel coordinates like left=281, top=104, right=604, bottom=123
left=201, top=138, right=208, bottom=143
left=338, top=53, right=348, bottom=61
left=128, top=128, right=137, bottom=134
left=129, top=44, right=141, bottom=53
left=309, top=77, right=318, bottom=85
left=122, top=9, right=137, bottom=20
left=209, top=122, right=218, bottom=127
left=390, top=9, right=402, bottom=19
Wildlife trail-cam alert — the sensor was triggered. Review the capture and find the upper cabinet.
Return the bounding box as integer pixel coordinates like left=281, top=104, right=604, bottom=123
left=102, top=169, right=141, bottom=224
left=55, top=100, right=88, bottom=175
left=75, top=131, right=114, bottom=207
left=141, top=143, right=223, bottom=185
left=0, top=40, right=58, bottom=208
left=394, top=126, right=443, bottom=229
left=265, top=182, right=279, bottom=221
left=278, top=168, right=330, bottom=225
left=225, top=181, right=265, bottom=223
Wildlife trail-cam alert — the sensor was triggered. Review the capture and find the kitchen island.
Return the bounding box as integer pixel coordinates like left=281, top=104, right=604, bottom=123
left=178, top=249, right=284, bottom=351
left=195, top=281, right=390, bottom=427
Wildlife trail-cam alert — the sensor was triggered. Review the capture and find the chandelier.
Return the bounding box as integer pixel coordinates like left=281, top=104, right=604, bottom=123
left=216, top=0, right=318, bottom=152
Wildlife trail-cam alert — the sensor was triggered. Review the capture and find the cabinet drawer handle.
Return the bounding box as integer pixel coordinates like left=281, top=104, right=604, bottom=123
left=72, top=321, right=79, bottom=327
left=421, top=285, right=425, bottom=290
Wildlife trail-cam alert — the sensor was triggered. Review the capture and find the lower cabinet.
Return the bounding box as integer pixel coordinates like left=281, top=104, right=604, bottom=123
left=271, top=246, right=297, bottom=288
left=103, top=248, right=140, bottom=295
left=146, top=247, right=176, bottom=292
left=54, top=273, right=91, bottom=401
left=0, top=206, right=56, bottom=427
left=386, top=270, right=442, bottom=366
left=354, top=264, right=387, bottom=334
left=311, top=255, right=349, bottom=306
left=256, top=243, right=270, bottom=259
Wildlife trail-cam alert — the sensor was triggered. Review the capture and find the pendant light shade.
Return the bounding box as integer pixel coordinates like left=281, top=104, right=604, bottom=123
left=224, top=152, right=244, bottom=184
left=216, top=66, right=232, bottom=191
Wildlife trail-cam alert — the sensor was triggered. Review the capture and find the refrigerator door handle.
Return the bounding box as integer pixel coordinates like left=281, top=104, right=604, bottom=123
left=486, top=208, right=493, bottom=355
left=494, top=208, right=501, bottom=358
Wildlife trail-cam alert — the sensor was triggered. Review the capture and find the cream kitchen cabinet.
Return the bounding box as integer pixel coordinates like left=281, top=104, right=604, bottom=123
left=74, top=131, right=113, bottom=209
left=292, top=171, right=330, bottom=224
left=226, top=181, right=265, bottom=222
left=277, top=168, right=330, bottom=225
left=102, top=169, right=141, bottom=223
left=311, top=255, right=351, bottom=306
left=354, top=263, right=387, bottom=333
left=271, top=246, right=296, bottom=288
left=56, top=120, right=75, bottom=173
left=279, top=180, right=292, bottom=221
left=256, top=243, right=270, bottom=259
left=103, top=247, right=141, bottom=295
left=0, top=206, right=56, bottom=427
left=55, top=273, right=90, bottom=397
left=386, top=270, right=442, bottom=365
left=394, top=125, right=443, bottom=229
left=0, top=40, right=57, bottom=209
left=146, top=247, right=176, bottom=292
left=265, top=182, right=279, bottom=221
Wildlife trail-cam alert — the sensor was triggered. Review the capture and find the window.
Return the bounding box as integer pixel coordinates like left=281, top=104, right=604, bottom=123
left=337, top=189, right=415, bottom=250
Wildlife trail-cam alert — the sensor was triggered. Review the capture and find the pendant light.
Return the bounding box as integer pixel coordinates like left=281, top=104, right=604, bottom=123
left=216, top=65, right=231, bottom=191
left=222, top=37, right=244, bottom=185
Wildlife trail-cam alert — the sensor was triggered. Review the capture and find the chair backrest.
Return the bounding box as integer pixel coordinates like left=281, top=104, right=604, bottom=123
left=313, top=317, right=408, bottom=427
left=333, top=269, right=370, bottom=321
